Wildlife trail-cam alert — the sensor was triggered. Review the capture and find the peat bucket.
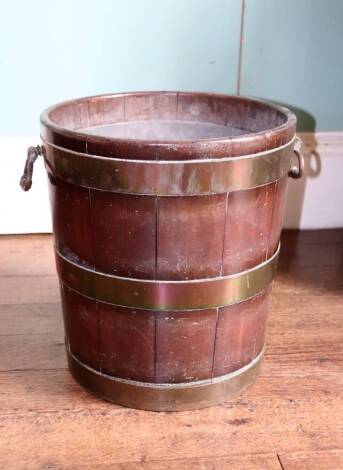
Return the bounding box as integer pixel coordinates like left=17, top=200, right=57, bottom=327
left=21, top=92, right=303, bottom=411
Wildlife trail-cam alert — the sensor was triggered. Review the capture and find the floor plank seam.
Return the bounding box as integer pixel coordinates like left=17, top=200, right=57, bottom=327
left=0, top=274, right=58, bottom=279
left=0, top=367, right=68, bottom=374
left=0, top=333, right=63, bottom=337
left=277, top=453, right=285, bottom=470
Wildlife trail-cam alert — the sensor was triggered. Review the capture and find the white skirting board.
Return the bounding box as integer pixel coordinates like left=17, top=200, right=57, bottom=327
left=0, top=132, right=342, bottom=234
left=0, top=138, right=52, bottom=234
left=285, top=132, right=343, bottom=229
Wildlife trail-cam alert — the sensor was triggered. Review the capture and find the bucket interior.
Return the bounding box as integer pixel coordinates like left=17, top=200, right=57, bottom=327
left=46, top=92, right=289, bottom=142
left=80, top=120, right=245, bottom=140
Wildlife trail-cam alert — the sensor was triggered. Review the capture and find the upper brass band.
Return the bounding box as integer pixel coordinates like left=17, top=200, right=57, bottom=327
left=56, top=244, right=279, bottom=311
left=43, top=138, right=295, bottom=196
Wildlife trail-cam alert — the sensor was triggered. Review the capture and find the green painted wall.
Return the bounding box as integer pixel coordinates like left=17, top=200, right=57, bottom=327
left=1, top=0, right=342, bottom=135
left=240, top=0, right=343, bottom=131
left=0, top=0, right=241, bottom=136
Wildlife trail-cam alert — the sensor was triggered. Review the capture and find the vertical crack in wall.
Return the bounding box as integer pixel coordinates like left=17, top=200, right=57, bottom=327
left=236, top=0, right=246, bottom=95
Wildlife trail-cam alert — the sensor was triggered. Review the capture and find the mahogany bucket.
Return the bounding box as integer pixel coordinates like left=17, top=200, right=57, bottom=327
left=21, top=92, right=303, bottom=411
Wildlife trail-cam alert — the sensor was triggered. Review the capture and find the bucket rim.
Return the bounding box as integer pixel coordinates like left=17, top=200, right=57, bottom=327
left=40, top=91, right=297, bottom=160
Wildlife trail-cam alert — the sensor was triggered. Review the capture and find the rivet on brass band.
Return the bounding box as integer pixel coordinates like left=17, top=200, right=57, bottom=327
left=67, top=343, right=264, bottom=411
left=56, top=244, right=280, bottom=311
left=43, top=138, right=294, bottom=196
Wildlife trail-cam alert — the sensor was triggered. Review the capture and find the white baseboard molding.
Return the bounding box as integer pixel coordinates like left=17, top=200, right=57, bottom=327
left=0, top=138, right=52, bottom=234
left=0, top=132, right=342, bottom=234
left=286, top=132, right=343, bottom=229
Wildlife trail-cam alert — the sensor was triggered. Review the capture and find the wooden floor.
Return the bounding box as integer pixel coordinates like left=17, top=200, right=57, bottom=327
left=0, top=230, right=342, bottom=469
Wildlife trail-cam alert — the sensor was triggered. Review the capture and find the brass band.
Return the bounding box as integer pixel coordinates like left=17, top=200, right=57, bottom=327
left=56, top=244, right=279, bottom=311
left=67, top=343, right=264, bottom=411
left=43, top=138, right=294, bottom=196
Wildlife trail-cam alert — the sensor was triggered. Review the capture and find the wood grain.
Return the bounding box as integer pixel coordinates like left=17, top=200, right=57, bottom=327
left=278, top=450, right=343, bottom=470
left=0, top=230, right=342, bottom=469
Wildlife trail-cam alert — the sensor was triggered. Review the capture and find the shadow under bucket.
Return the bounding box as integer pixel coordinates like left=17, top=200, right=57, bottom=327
left=21, top=91, right=303, bottom=411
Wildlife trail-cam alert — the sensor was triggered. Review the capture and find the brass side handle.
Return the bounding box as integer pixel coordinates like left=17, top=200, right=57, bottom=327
left=289, top=136, right=304, bottom=179
left=20, top=145, right=43, bottom=191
